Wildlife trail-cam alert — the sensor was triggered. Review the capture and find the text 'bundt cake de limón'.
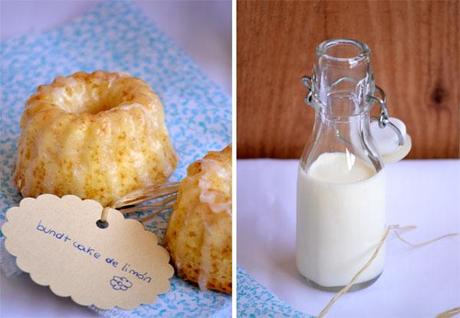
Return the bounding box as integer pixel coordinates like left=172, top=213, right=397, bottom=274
left=165, top=145, right=232, bottom=294
left=14, top=71, right=178, bottom=206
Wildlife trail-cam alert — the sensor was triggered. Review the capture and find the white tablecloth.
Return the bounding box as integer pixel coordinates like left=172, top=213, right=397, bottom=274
left=237, top=159, right=460, bottom=318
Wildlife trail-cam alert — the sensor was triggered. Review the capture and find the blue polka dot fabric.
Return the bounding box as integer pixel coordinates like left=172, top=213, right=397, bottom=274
left=0, top=1, right=315, bottom=317
left=0, top=1, right=231, bottom=317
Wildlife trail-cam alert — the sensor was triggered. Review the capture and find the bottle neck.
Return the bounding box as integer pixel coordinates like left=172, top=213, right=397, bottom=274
left=300, top=39, right=383, bottom=174
left=306, top=106, right=382, bottom=173
left=313, top=111, right=372, bottom=150
left=310, top=39, right=374, bottom=116
left=316, top=90, right=372, bottom=120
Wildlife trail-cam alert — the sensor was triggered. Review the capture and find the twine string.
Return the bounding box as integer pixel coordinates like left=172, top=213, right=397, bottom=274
left=436, top=307, right=460, bottom=318
left=318, top=225, right=459, bottom=318
left=391, top=224, right=459, bottom=248
left=99, top=182, right=179, bottom=223
left=111, top=182, right=179, bottom=209
left=99, top=207, right=110, bottom=223
left=119, top=194, right=177, bottom=215
left=138, top=207, right=173, bottom=223
left=318, top=227, right=391, bottom=318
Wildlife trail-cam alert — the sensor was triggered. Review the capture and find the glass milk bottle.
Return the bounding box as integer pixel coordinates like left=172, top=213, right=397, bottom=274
left=296, top=39, right=406, bottom=291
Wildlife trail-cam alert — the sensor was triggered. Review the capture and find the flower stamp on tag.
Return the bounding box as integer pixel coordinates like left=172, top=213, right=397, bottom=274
left=110, top=276, right=133, bottom=291
left=1, top=194, right=174, bottom=310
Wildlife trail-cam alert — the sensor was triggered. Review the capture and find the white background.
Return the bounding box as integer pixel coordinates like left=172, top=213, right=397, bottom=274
left=0, top=1, right=231, bottom=317
left=238, top=159, right=460, bottom=317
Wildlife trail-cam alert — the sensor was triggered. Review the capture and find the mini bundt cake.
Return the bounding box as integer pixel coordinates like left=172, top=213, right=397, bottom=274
left=14, top=71, right=177, bottom=206
left=165, top=145, right=232, bottom=294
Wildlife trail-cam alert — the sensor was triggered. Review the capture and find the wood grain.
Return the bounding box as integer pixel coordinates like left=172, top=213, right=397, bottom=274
left=237, top=0, right=460, bottom=159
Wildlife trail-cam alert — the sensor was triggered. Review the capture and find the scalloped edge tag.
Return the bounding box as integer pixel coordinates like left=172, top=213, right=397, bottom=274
left=1, top=194, right=174, bottom=310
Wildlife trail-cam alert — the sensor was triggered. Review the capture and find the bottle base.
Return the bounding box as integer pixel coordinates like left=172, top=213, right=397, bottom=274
left=303, top=272, right=382, bottom=292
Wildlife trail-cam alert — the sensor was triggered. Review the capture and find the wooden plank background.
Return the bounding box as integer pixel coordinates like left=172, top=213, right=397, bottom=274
left=237, top=0, right=459, bottom=159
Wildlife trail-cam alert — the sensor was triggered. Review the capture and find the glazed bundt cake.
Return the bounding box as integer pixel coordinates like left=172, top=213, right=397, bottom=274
left=14, top=71, right=177, bottom=206
left=165, top=145, right=232, bottom=294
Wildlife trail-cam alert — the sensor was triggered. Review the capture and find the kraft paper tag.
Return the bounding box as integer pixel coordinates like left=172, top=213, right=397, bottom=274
left=1, top=194, right=174, bottom=310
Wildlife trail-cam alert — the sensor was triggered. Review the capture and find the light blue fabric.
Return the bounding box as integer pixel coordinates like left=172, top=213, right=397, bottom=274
left=0, top=1, right=314, bottom=317
left=0, top=1, right=231, bottom=317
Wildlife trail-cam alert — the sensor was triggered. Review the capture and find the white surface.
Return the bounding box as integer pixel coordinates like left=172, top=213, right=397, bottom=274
left=238, top=159, right=460, bottom=317
left=0, top=2, right=230, bottom=317
left=0, top=271, right=96, bottom=317
left=0, top=1, right=232, bottom=94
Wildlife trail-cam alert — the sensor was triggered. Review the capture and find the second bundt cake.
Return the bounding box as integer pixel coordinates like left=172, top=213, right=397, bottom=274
left=14, top=71, right=178, bottom=206
left=165, top=145, right=232, bottom=294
